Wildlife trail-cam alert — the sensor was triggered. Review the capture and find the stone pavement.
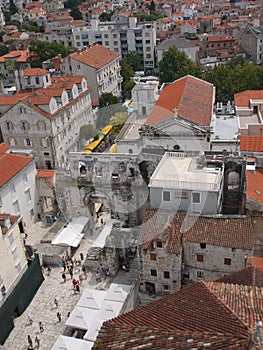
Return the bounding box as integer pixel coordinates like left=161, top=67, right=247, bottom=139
left=3, top=217, right=138, bottom=350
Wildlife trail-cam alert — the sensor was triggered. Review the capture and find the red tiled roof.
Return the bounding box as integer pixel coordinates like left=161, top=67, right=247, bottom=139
left=0, top=142, right=10, bottom=153
left=234, top=90, right=263, bottom=107
left=215, top=266, right=263, bottom=287
left=0, top=153, right=33, bottom=187
left=246, top=256, right=263, bottom=271
left=36, top=169, right=55, bottom=178
left=93, top=281, right=253, bottom=349
left=70, top=44, right=120, bottom=70
left=139, top=209, right=253, bottom=252
left=23, top=68, right=49, bottom=76
left=145, top=75, right=214, bottom=126
left=238, top=135, right=263, bottom=152
left=246, top=170, right=263, bottom=204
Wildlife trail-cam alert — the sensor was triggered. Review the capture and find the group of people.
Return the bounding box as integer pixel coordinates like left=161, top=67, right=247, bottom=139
left=61, top=253, right=88, bottom=286
left=27, top=335, right=40, bottom=350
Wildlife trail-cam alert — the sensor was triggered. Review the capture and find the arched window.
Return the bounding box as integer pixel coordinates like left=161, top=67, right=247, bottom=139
left=38, top=121, right=46, bottom=131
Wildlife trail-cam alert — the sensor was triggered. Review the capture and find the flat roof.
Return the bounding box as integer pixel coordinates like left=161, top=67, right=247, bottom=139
left=238, top=113, right=261, bottom=128
left=212, top=114, right=238, bottom=140
left=149, top=152, right=222, bottom=191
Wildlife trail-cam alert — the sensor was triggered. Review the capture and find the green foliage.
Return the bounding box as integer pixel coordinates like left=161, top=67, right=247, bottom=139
left=202, top=58, right=263, bottom=102
left=96, top=104, right=127, bottom=130
left=148, top=0, right=155, bottom=13
left=0, top=45, right=9, bottom=56
left=122, top=80, right=135, bottom=99
left=158, top=46, right=202, bottom=83
left=109, top=112, right=128, bottom=126
left=137, top=13, right=165, bottom=21
left=29, top=40, right=71, bottom=67
left=99, top=12, right=113, bottom=21
left=79, top=124, right=98, bottom=140
left=9, top=0, right=17, bottom=15
left=124, top=51, right=143, bottom=72
left=99, top=93, right=119, bottom=108
left=64, top=0, right=84, bottom=9
left=70, top=8, right=83, bottom=20
left=120, top=61, right=135, bottom=98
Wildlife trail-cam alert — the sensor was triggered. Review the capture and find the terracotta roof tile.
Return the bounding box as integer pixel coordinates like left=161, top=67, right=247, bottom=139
left=246, top=256, right=263, bottom=271
left=246, top=170, right=263, bottom=203
left=139, top=209, right=253, bottom=252
left=145, top=75, right=214, bottom=126
left=69, top=44, right=120, bottom=70
left=23, top=68, right=49, bottom=76
left=0, top=153, right=33, bottom=187
left=36, top=169, right=55, bottom=178
left=215, top=266, right=263, bottom=288
left=93, top=281, right=253, bottom=349
left=0, top=142, right=10, bottom=153
left=238, top=135, right=263, bottom=152
left=234, top=90, right=263, bottom=107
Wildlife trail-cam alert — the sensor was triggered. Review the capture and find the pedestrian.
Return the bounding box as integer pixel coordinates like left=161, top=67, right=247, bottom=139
left=95, top=271, right=101, bottom=283
left=47, top=266, right=51, bottom=276
left=106, top=268, right=110, bottom=278
left=67, top=311, right=70, bottom=318
left=80, top=252, right=84, bottom=261
left=57, top=312, right=61, bottom=322
left=54, top=298, right=58, bottom=308
left=62, top=273, right=66, bottom=283
left=28, top=314, right=33, bottom=325
left=69, top=268, right=73, bottom=279
left=39, top=321, right=44, bottom=332
left=62, top=261, right=67, bottom=272
left=27, top=335, right=33, bottom=347
left=75, top=284, right=80, bottom=294
left=35, top=336, right=40, bottom=348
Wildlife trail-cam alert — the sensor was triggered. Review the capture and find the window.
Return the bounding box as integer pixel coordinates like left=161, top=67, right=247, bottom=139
left=35, top=77, right=40, bottom=84
left=150, top=253, right=156, bottom=261
left=24, top=138, right=32, bottom=147
left=13, top=200, right=20, bottom=214
left=6, top=121, right=12, bottom=132
left=192, top=192, right=201, bottom=203
left=9, top=138, right=16, bottom=146
left=150, top=269, right=157, bottom=277
left=164, top=271, right=170, bottom=279
left=156, top=240, right=163, bottom=248
left=23, top=174, right=28, bottom=184
left=163, top=284, right=169, bottom=291
left=163, top=191, right=171, bottom=202
left=25, top=189, right=31, bottom=202
left=197, top=254, right=204, bottom=262
left=11, top=184, right=16, bottom=195
left=30, top=208, right=34, bottom=218
left=12, top=247, right=18, bottom=260
left=231, top=247, right=236, bottom=253
left=19, top=107, right=26, bottom=114
left=21, top=121, right=29, bottom=131
left=42, top=138, right=48, bottom=148
left=16, top=262, right=21, bottom=273
left=38, top=122, right=45, bottom=131
left=224, top=258, right=231, bottom=265
left=197, top=271, right=204, bottom=278
left=8, top=232, right=14, bottom=244
left=200, top=243, right=206, bottom=249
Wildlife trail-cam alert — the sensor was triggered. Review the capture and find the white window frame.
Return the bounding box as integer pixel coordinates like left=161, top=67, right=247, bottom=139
left=192, top=192, right=201, bottom=204
left=163, top=190, right=171, bottom=202
left=25, top=189, right=32, bottom=203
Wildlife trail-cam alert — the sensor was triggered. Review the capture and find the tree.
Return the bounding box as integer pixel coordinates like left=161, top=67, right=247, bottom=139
left=124, top=51, right=143, bottom=72
left=0, top=45, right=9, bottom=56
left=70, top=8, right=83, bottom=20
left=99, top=12, right=113, bottom=21
left=148, top=0, right=155, bottom=13
left=80, top=124, right=98, bottom=140
left=109, top=111, right=128, bottom=126
left=158, top=46, right=202, bottom=83
left=120, top=61, right=135, bottom=98
left=99, top=93, right=119, bottom=108
left=29, top=40, right=72, bottom=67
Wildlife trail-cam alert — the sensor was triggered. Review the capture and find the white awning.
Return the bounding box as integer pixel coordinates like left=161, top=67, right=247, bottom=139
left=51, top=335, right=93, bottom=350
left=51, top=216, right=89, bottom=247
left=92, top=219, right=120, bottom=248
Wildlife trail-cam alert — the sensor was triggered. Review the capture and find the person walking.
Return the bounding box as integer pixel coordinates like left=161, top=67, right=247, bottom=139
left=39, top=321, right=44, bottom=332
left=80, top=252, right=84, bottom=261
left=54, top=298, right=58, bottom=308
left=62, top=273, right=66, bottom=282
left=28, top=314, right=33, bottom=325
left=95, top=271, right=101, bottom=283
left=27, top=335, right=33, bottom=347
left=35, top=336, right=40, bottom=349
left=57, top=312, right=62, bottom=322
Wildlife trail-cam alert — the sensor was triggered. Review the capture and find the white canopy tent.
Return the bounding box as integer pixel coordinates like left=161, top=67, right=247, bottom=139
left=105, top=283, right=131, bottom=303
left=92, top=219, right=120, bottom=248
left=65, top=306, right=99, bottom=330
left=51, top=335, right=93, bottom=350
left=77, top=289, right=105, bottom=310
left=51, top=216, right=89, bottom=247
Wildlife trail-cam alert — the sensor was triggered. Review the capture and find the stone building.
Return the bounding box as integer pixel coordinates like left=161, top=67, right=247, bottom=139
left=137, top=209, right=254, bottom=296
left=240, top=25, right=263, bottom=64
left=0, top=69, right=93, bottom=169
left=52, top=44, right=122, bottom=105
left=0, top=143, right=38, bottom=230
